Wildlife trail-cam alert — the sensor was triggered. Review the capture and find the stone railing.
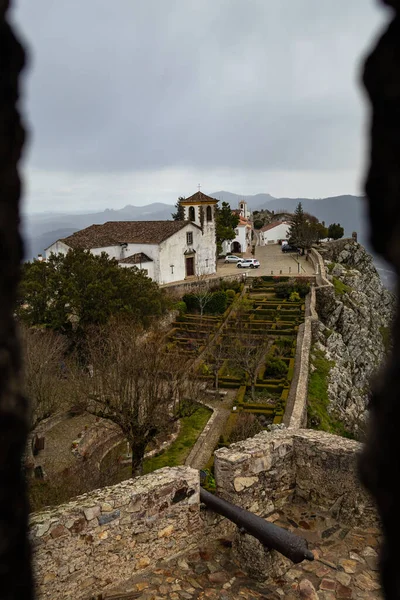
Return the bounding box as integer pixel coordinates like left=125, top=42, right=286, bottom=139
left=282, top=247, right=333, bottom=428
left=309, top=247, right=332, bottom=287
left=30, top=467, right=201, bottom=599
left=283, top=286, right=315, bottom=429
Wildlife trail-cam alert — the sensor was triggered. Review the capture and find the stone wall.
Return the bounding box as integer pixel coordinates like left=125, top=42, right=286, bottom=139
left=214, top=429, right=376, bottom=527
left=161, top=273, right=245, bottom=294
left=215, top=430, right=296, bottom=514
left=309, top=247, right=333, bottom=287
left=283, top=286, right=316, bottom=429
left=294, top=430, right=377, bottom=526
left=30, top=467, right=201, bottom=599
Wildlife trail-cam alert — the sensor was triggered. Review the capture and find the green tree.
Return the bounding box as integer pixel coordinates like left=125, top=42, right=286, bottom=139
left=288, top=202, right=320, bottom=250
left=328, top=223, right=344, bottom=240
left=312, top=221, right=328, bottom=242
left=172, top=196, right=185, bottom=220
left=17, top=250, right=167, bottom=337
left=215, top=202, right=240, bottom=254
left=253, top=219, right=264, bottom=230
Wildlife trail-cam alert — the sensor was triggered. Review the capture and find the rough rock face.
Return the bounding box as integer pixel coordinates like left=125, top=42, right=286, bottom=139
left=314, top=239, right=395, bottom=434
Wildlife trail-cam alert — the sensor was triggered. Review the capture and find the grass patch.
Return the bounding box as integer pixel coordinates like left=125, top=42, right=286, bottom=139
left=143, top=405, right=212, bottom=474
left=332, top=276, right=351, bottom=296
left=327, top=262, right=335, bottom=273
left=307, top=348, right=354, bottom=439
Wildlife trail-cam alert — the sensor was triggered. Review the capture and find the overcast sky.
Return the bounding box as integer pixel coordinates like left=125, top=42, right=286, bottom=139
left=11, top=0, right=388, bottom=214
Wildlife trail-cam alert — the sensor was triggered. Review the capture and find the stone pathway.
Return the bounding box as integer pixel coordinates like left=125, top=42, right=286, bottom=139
left=104, top=500, right=382, bottom=600
left=272, top=501, right=382, bottom=599
left=185, top=391, right=235, bottom=470
left=104, top=540, right=277, bottom=599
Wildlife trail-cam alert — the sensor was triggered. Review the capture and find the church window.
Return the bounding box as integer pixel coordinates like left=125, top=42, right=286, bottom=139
left=186, top=232, right=193, bottom=245
left=206, top=205, right=212, bottom=222
left=188, top=206, right=195, bottom=221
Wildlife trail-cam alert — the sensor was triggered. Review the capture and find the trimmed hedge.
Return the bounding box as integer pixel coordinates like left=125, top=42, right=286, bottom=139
left=265, top=358, right=287, bottom=377
left=236, top=386, right=246, bottom=404
left=242, top=407, right=276, bottom=415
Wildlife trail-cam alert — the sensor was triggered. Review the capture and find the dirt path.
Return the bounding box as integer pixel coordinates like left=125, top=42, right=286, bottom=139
left=38, top=413, right=97, bottom=478
left=185, top=390, right=236, bottom=470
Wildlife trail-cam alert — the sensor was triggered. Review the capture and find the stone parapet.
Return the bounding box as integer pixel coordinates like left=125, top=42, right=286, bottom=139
left=214, top=430, right=296, bottom=515
left=30, top=466, right=200, bottom=599
left=283, top=285, right=316, bottom=429
left=293, top=430, right=377, bottom=526
left=309, top=247, right=332, bottom=287
left=214, top=429, right=376, bottom=526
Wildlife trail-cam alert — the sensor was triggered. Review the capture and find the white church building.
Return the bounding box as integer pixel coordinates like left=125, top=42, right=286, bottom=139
left=221, top=199, right=252, bottom=255
left=45, top=191, right=218, bottom=285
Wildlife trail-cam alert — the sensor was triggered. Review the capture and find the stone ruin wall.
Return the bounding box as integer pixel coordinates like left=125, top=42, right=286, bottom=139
left=31, top=467, right=202, bottom=599
left=31, top=429, right=377, bottom=599
left=214, top=429, right=376, bottom=528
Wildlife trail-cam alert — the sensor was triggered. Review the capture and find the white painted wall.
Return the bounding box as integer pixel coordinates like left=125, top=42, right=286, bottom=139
left=261, top=222, right=290, bottom=245
left=45, top=240, right=71, bottom=259
left=120, top=259, right=155, bottom=280
left=158, top=222, right=216, bottom=284
left=221, top=223, right=251, bottom=255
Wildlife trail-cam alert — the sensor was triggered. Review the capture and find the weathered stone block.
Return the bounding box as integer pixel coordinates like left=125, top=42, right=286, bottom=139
left=98, top=509, right=120, bottom=526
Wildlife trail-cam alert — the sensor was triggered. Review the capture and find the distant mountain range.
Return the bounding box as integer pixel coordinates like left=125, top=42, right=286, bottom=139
left=23, top=190, right=394, bottom=288
left=211, top=191, right=368, bottom=241
left=23, top=202, right=174, bottom=259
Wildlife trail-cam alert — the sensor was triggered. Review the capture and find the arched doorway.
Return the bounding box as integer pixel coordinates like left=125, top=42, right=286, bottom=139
left=231, top=241, right=241, bottom=253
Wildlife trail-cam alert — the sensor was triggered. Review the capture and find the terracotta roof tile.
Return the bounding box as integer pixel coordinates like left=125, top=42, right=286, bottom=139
left=119, top=252, right=153, bottom=264
left=60, top=220, right=192, bottom=249
left=260, top=220, right=289, bottom=233
left=180, top=191, right=218, bottom=205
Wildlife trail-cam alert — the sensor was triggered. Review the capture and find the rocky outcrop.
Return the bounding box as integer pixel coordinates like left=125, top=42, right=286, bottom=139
left=313, top=239, right=394, bottom=435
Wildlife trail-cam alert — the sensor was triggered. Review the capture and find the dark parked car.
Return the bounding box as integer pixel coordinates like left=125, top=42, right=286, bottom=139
left=282, top=244, right=299, bottom=253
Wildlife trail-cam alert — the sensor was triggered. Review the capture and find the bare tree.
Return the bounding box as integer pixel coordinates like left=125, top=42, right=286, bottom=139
left=192, top=273, right=213, bottom=318
left=228, top=319, right=273, bottom=401
left=71, top=321, right=198, bottom=476
left=229, top=413, right=263, bottom=443
left=20, top=326, right=68, bottom=429
left=206, top=335, right=226, bottom=392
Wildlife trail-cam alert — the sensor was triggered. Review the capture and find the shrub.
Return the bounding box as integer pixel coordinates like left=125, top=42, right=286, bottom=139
left=265, top=358, right=287, bottom=377
left=182, top=293, right=199, bottom=312
left=275, top=281, right=294, bottom=298
left=236, top=385, right=247, bottom=404
left=220, top=279, right=242, bottom=293
left=174, top=301, right=187, bottom=314
left=293, top=279, right=310, bottom=298
left=228, top=413, right=263, bottom=443
left=206, top=291, right=228, bottom=314
left=225, top=289, right=236, bottom=302
left=289, top=291, right=301, bottom=302
left=275, top=279, right=310, bottom=299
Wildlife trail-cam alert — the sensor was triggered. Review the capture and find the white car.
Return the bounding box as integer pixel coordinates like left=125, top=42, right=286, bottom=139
left=237, top=258, right=260, bottom=269
left=224, top=255, right=243, bottom=263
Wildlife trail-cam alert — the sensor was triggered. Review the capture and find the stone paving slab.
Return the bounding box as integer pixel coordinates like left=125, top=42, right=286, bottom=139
left=104, top=500, right=382, bottom=600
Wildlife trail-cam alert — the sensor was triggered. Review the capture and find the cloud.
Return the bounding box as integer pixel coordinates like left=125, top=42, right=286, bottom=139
left=11, top=0, right=388, bottom=210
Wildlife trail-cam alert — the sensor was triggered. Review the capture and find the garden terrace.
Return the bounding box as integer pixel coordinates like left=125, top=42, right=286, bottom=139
left=199, top=282, right=307, bottom=431
left=167, top=285, right=242, bottom=356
